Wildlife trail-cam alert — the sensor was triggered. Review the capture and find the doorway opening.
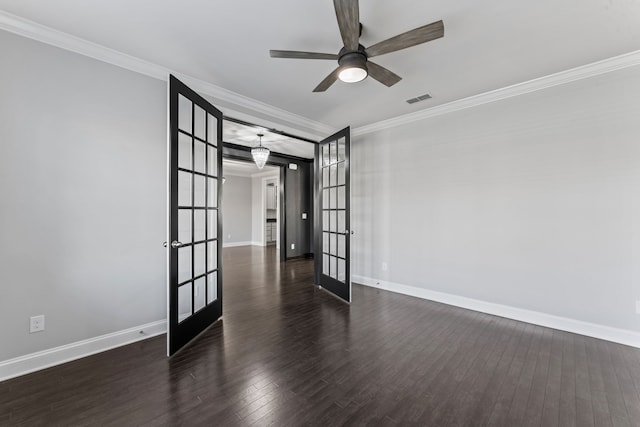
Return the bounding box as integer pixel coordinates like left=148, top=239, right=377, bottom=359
left=264, top=179, right=279, bottom=248
left=221, top=158, right=281, bottom=254
left=221, top=118, right=316, bottom=264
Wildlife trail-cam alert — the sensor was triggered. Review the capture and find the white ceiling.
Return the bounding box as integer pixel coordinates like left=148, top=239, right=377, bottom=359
left=223, top=159, right=279, bottom=178
left=2, top=1, right=639, bottom=129
left=224, top=120, right=315, bottom=159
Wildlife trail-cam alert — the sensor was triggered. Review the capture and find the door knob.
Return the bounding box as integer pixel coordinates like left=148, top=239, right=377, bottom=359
left=163, top=241, right=183, bottom=248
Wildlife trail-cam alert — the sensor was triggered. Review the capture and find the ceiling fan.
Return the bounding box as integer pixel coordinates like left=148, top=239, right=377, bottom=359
left=269, top=0, right=444, bottom=92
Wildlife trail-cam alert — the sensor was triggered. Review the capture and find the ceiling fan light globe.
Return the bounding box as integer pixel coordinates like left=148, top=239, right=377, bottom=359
left=337, top=50, right=368, bottom=84
left=339, top=66, right=368, bottom=83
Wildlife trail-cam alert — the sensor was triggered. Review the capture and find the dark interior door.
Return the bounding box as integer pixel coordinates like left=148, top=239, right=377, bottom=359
left=315, top=127, right=351, bottom=302
left=167, top=75, right=222, bottom=356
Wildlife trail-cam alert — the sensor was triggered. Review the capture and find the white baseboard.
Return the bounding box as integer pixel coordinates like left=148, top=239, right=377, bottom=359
left=223, top=241, right=265, bottom=248
left=8, top=276, right=637, bottom=383
left=223, top=241, right=254, bottom=248
left=353, top=275, right=640, bottom=349
left=0, top=320, right=166, bottom=382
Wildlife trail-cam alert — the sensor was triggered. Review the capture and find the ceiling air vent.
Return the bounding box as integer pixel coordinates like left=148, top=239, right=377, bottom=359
left=406, top=93, right=432, bottom=104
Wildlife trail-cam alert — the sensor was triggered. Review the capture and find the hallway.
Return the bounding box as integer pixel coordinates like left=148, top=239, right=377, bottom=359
left=2, top=246, right=640, bottom=425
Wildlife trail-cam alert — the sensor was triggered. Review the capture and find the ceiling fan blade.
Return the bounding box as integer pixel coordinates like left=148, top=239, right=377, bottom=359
left=366, top=20, right=444, bottom=58
left=333, top=0, right=360, bottom=51
left=367, top=61, right=402, bottom=87
left=270, top=50, right=338, bottom=60
left=313, top=68, right=341, bottom=92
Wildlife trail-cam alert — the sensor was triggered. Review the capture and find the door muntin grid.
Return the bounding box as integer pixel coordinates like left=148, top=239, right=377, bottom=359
left=321, top=137, right=347, bottom=283
left=176, top=94, right=220, bottom=323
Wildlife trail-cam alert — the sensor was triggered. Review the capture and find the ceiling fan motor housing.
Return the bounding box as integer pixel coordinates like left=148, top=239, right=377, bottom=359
left=269, top=2, right=444, bottom=91
left=338, top=45, right=368, bottom=72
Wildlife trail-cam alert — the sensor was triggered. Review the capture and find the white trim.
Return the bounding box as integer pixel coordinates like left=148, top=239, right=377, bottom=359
left=261, top=176, right=280, bottom=249
left=223, top=241, right=254, bottom=248
left=3, top=10, right=639, bottom=139
left=0, top=10, right=332, bottom=137
left=251, top=170, right=280, bottom=179
left=223, top=170, right=279, bottom=179
left=224, top=241, right=264, bottom=247
left=353, top=275, right=640, bottom=349
left=0, top=320, right=166, bottom=382
left=223, top=172, right=254, bottom=178
left=180, top=78, right=332, bottom=136
left=352, top=49, right=640, bottom=137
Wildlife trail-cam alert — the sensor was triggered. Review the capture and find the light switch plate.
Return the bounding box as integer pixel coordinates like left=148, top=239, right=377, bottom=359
left=302, top=213, right=307, bottom=219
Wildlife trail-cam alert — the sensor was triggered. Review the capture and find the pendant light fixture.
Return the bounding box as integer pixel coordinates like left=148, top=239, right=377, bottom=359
left=251, top=133, right=270, bottom=169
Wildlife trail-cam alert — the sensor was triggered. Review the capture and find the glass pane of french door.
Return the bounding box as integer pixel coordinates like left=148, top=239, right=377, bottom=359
left=315, top=127, right=350, bottom=302
left=168, top=75, right=222, bottom=356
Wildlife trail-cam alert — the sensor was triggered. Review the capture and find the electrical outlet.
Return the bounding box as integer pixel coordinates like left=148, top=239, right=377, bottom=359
left=291, top=243, right=295, bottom=250
left=382, top=262, right=388, bottom=271
left=227, top=234, right=231, bottom=239
left=30, top=315, right=45, bottom=333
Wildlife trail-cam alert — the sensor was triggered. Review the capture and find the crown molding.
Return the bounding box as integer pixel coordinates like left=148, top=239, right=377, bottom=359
left=0, top=10, right=169, bottom=77
left=4, top=10, right=639, bottom=140
left=178, top=76, right=333, bottom=137
left=0, top=10, right=332, bottom=137
left=353, top=49, right=640, bottom=137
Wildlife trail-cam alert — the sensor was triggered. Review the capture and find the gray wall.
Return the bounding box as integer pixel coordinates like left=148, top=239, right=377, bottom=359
left=352, top=64, right=640, bottom=332
left=251, top=173, right=264, bottom=244
left=0, top=29, right=316, bottom=365
left=221, top=175, right=252, bottom=245
left=0, top=31, right=167, bottom=361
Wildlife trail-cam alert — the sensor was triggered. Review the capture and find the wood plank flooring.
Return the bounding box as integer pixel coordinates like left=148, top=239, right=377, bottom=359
left=2, top=245, right=640, bottom=426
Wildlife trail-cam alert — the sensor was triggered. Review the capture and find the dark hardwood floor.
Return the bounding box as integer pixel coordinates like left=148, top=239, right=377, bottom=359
left=2, top=245, right=640, bottom=426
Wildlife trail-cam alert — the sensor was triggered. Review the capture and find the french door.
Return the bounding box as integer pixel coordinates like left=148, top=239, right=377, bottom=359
left=167, top=75, right=223, bottom=356
left=315, top=127, right=351, bottom=302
